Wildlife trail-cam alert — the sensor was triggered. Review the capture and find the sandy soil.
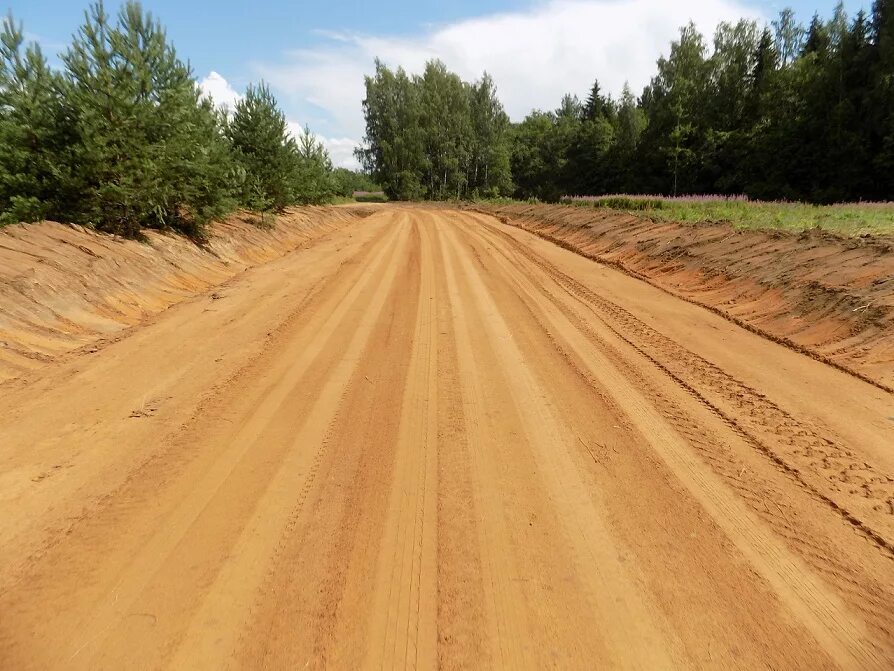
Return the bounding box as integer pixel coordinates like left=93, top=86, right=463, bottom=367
left=0, top=207, right=374, bottom=383
left=1, top=207, right=892, bottom=669
left=470, top=203, right=894, bottom=390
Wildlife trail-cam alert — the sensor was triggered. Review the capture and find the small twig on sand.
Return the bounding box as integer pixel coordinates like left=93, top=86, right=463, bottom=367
left=578, top=435, right=614, bottom=465
left=774, top=501, right=788, bottom=521
left=578, top=436, right=599, bottom=466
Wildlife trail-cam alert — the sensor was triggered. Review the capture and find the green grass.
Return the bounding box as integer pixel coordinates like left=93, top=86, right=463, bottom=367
left=559, top=196, right=894, bottom=236
left=326, top=195, right=358, bottom=205
left=476, top=196, right=543, bottom=206
left=573, top=195, right=665, bottom=211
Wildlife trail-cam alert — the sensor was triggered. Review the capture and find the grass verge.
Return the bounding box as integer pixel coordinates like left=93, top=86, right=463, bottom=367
left=557, top=196, right=894, bottom=236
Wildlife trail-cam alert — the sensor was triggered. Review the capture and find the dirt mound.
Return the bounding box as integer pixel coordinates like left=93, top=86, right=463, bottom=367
left=0, top=207, right=373, bottom=383
left=468, top=203, right=894, bottom=389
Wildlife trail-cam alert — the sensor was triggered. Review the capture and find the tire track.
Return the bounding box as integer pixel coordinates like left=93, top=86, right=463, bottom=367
left=0, top=219, right=407, bottom=670
left=167, top=222, right=416, bottom=669
left=459, top=214, right=891, bottom=669
left=233, top=213, right=422, bottom=669
left=471, top=215, right=894, bottom=551
left=438, top=222, right=531, bottom=670
left=365, top=213, right=439, bottom=670
left=440, top=219, right=678, bottom=669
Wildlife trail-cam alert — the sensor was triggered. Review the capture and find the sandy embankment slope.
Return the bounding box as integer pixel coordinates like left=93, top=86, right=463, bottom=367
left=0, top=207, right=374, bottom=382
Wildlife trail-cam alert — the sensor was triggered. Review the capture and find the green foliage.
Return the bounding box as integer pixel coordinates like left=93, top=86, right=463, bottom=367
left=509, top=111, right=573, bottom=202
left=563, top=196, right=665, bottom=211
left=0, top=15, right=73, bottom=225
left=226, top=83, right=310, bottom=211
left=331, top=167, right=380, bottom=197
left=356, top=61, right=424, bottom=200
left=563, top=196, right=894, bottom=235
left=467, top=73, right=513, bottom=197
left=0, top=1, right=335, bottom=235
left=357, top=59, right=512, bottom=200
left=6, top=1, right=894, bottom=225
left=61, top=2, right=233, bottom=237
left=293, top=124, right=336, bottom=204
left=507, top=3, right=894, bottom=205
left=354, top=192, right=388, bottom=203
left=226, top=85, right=339, bottom=210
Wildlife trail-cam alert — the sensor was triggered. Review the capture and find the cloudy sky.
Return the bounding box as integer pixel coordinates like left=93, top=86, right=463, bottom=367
left=16, top=0, right=869, bottom=168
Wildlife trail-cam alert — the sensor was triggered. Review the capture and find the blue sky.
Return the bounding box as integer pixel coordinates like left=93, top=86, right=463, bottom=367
left=10, top=0, right=872, bottom=167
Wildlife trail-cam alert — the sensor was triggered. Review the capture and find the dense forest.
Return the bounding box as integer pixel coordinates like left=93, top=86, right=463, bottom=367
left=359, top=1, right=894, bottom=203
left=0, top=1, right=343, bottom=236
left=3, top=2, right=893, bottom=236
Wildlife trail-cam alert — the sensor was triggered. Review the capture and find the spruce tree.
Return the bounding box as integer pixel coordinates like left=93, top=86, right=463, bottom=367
left=803, top=14, right=830, bottom=55
left=583, top=80, right=605, bottom=121
left=871, top=0, right=894, bottom=195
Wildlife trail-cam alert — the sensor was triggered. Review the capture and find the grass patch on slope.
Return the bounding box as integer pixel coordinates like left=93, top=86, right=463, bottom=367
left=560, top=196, right=894, bottom=236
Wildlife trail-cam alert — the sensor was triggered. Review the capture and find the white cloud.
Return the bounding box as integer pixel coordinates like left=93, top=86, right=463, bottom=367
left=197, top=73, right=360, bottom=169
left=319, top=137, right=361, bottom=170
left=211, top=1, right=763, bottom=171
left=256, top=0, right=765, bottom=148
left=199, top=71, right=242, bottom=111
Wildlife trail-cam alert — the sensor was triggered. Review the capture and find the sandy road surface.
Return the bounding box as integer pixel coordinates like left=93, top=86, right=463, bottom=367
left=1, top=207, right=893, bottom=669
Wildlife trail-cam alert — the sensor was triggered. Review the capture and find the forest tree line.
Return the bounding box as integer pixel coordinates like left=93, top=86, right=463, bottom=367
left=359, top=1, right=894, bottom=203
left=0, top=1, right=347, bottom=237
left=356, top=60, right=513, bottom=201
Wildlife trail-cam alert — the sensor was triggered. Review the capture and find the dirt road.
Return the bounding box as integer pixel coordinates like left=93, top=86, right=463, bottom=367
left=1, top=207, right=892, bottom=669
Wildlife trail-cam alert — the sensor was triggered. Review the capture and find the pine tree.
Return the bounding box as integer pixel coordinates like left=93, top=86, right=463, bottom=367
left=0, top=16, right=75, bottom=224
left=226, top=82, right=297, bottom=211
left=293, top=125, right=335, bottom=205
left=62, top=1, right=232, bottom=237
